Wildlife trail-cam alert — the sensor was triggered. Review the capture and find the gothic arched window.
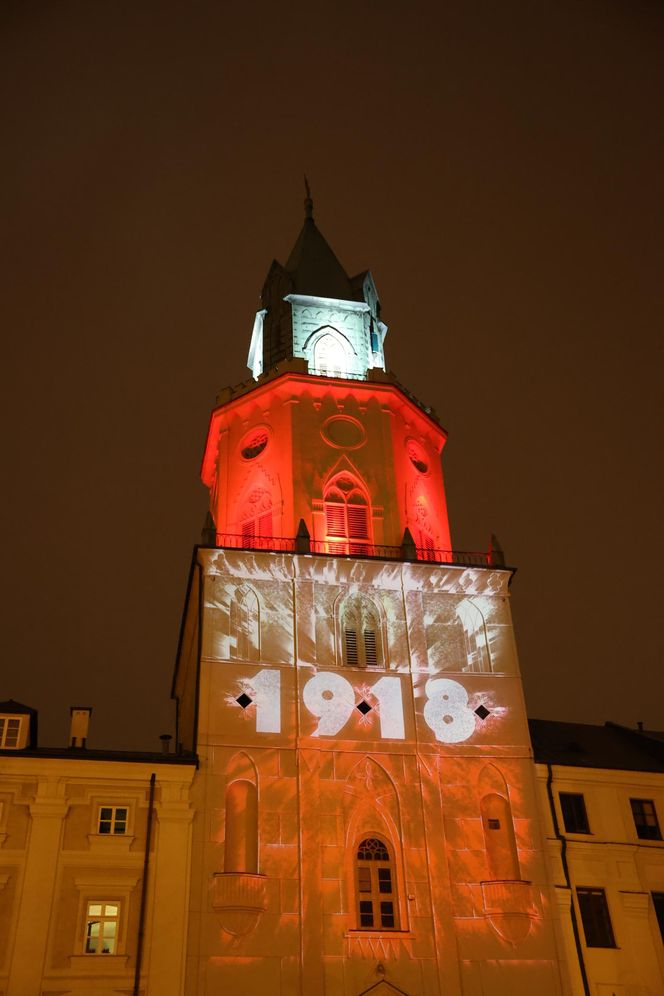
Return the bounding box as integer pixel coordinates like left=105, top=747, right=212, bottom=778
left=324, top=474, right=370, bottom=556
left=240, top=487, right=273, bottom=549
left=230, top=586, right=260, bottom=662
left=480, top=792, right=520, bottom=881
left=313, top=331, right=347, bottom=377
left=224, top=779, right=258, bottom=874
left=340, top=594, right=382, bottom=668
left=355, top=836, right=399, bottom=930
left=456, top=599, right=490, bottom=673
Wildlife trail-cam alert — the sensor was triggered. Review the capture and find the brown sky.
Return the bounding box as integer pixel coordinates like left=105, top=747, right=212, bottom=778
left=1, top=0, right=662, bottom=750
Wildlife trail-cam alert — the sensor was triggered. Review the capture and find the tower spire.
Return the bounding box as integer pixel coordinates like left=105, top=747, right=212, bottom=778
left=304, top=174, right=313, bottom=219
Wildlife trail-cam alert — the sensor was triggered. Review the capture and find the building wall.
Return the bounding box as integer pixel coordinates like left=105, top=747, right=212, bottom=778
left=179, top=547, right=567, bottom=996
left=0, top=756, right=194, bottom=996
left=201, top=372, right=452, bottom=553
left=534, top=763, right=664, bottom=996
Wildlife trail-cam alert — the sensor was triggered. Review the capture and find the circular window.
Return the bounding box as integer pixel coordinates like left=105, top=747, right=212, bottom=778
left=322, top=416, right=366, bottom=450
left=406, top=439, right=429, bottom=475
left=240, top=428, right=269, bottom=460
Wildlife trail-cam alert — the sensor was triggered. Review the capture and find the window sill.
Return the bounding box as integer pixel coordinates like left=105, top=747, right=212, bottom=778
left=87, top=833, right=135, bottom=852
left=346, top=930, right=414, bottom=939
left=68, top=954, right=129, bottom=974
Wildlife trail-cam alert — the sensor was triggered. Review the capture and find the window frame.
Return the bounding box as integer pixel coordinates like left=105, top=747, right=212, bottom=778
left=576, top=887, right=616, bottom=948
left=0, top=716, right=23, bottom=749
left=652, top=892, right=664, bottom=945
left=630, top=798, right=662, bottom=840
left=354, top=836, right=400, bottom=932
left=84, top=900, right=121, bottom=956
left=97, top=805, right=129, bottom=836
left=323, top=474, right=372, bottom=556
left=559, top=792, right=591, bottom=834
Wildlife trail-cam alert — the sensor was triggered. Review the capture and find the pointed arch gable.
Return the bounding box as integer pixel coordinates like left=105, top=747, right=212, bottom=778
left=322, top=457, right=372, bottom=555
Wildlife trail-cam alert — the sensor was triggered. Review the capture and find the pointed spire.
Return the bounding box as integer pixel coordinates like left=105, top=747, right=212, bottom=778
left=284, top=185, right=352, bottom=300
left=304, top=174, right=313, bottom=219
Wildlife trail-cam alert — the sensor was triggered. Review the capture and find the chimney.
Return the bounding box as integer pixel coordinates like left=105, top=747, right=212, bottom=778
left=69, top=706, right=92, bottom=748
left=637, top=721, right=644, bottom=732
left=159, top=733, right=173, bottom=754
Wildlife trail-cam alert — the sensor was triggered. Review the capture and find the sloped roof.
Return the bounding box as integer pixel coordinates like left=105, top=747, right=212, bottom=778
left=284, top=214, right=354, bottom=300
left=528, top=718, right=664, bottom=772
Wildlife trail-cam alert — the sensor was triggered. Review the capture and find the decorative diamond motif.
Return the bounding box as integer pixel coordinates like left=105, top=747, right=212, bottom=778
left=236, top=693, right=253, bottom=709
left=474, top=704, right=490, bottom=720
left=356, top=700, right=373, bottom=716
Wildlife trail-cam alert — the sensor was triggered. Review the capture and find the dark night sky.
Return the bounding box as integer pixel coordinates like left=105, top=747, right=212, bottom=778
left=2, top=1, right=662, bottom=750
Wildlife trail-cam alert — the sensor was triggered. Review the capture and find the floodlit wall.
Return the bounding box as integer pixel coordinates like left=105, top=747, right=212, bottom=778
left=201, top=373, right=452, bottom=553
left=182, top=548, right=567, bottom=995
left=0, top=757, right=195, bottom=996
left=535, top=763, right=664, bottom=996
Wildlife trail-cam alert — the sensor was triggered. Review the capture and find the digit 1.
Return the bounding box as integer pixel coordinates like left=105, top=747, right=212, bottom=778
left=251, top=668, right=281, bottom=733
left=372, top=676, right=406, bottom=739
left=302, top=672, right=355, bottom=736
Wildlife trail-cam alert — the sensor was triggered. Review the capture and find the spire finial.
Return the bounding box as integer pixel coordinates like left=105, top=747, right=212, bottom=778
left=304, top=174, right=313, bottom=219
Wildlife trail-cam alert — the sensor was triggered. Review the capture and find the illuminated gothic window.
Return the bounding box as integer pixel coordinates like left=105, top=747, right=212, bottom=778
left=224, top=779, right=258, bottom=874
left=340, top=594, right=382, bottom=668
left=355, top=836, right=399, bottom=930
left=85, top=901, right=120, bottom=955
left=313, top=331, right=347, bottom=377
left=240, top=488, right=273, bottom=549
left=324, top=474, right=370, bottom=555
left=456, top=600, right=490, bottom=673
left=230, top=586, right=260, bottom=662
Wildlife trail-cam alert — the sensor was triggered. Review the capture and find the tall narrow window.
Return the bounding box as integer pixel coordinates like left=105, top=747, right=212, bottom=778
left=456, top=600, right=490, bottom=673
left=85, top=901, right=120, bottom=955
left=630, top=798, right=662, bottom=840
left=231, top=586, right=260, bottom=662
left=324, top=474, right=370, bottom=556
left=239, top=488, right=273, bottom=550
left=560, top=793, right=590, bottom=834
left=481, top=792, right=520, bottom=881
left=341, top=595, right=382, bottom=668
left=577, top=888, right=616, bottom=948
left=356, top=837, right=399, bottom=930
left=224, top=779, right=258, bottom=874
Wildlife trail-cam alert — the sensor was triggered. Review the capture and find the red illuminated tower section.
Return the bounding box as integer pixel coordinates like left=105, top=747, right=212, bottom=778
left=201, top=198, right=454, bottom=560
left=175, top=199, right=568, bottom=996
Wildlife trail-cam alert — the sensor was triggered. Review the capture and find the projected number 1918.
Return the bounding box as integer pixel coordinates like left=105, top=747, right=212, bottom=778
left=233, top=670, right=478, bottom=744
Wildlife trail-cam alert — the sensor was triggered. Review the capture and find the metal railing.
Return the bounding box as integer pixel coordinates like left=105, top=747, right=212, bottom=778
left=210, top=533, right=498, bottom=568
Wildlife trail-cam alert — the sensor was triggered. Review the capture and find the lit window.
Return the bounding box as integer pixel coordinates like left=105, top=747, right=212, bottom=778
left=324, top=475, right=370, bottom=556
left=85, top=901, right=119, bottom=955
left=576, top=888, right=616, bottom=947
left=630, top=799, right=661, bottom=840
left=560, top=793, right=590, bottom=834
left=98, top=806, right=128, bottom=835
left=0, top=717, right=22, bottom=749
left=356, top=837, right=398, bottom=930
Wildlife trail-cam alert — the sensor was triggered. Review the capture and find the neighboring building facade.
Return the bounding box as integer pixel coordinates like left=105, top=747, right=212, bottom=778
left=530, top=719, right=664, bottom=996
left=0, top=700, right=196, bottom=996
left=174, top=199, right=569, bottom=995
